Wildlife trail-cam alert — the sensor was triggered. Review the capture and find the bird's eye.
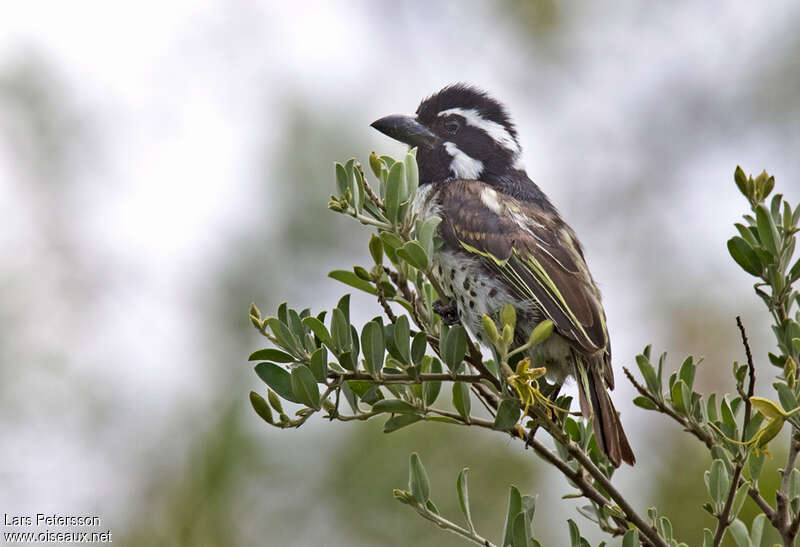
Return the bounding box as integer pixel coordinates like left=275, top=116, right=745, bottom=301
left=444, top=119, right=460, bottom=134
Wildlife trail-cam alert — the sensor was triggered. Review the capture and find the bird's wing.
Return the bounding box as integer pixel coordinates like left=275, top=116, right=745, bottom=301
left=434, top=178, right=610, bottom=364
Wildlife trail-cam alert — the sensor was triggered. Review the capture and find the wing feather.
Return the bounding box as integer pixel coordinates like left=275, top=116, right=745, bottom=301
left=434, top=179, right=609, bottom=357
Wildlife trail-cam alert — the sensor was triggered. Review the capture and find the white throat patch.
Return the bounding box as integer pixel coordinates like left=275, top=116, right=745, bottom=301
left=439, top=107, right=520, bottom=155
left=443, top=142, right=484, bottom=179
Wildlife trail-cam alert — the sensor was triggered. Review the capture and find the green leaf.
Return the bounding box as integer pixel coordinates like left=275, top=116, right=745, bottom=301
left=494, top=399, right=521, bottom=430
left=657, top=517, right=673, bottom=541
left=633, top=396, right=658, bottom=410
left=423, top=356, right=443, bottom=406
left=302, top=316, right=332, bottom=346
left=393, top=315, right=411, bottom=364
left=397, top=241, right=429, bottom=270
left=254, top=362, right=299, bottom=403
left=728, top=237, right=763, bottom=276
left=748, top=450, right=766, bottom=482
left=337, top=294, right=351, bottom=323
left=368, top=151, right=384, bottom=180
left=452, top=382, right=471, bottom=422
left=731, top=482, right=749, bottom=519
left=341, top=382, right=359, bottom=413
left=267, top=389, right=284, bottom=413
left=750, top=514, right=765, bottom=547
left=511, top=513, right=528, bottom=547
left=372, top=399, right=418, bottom=414
left=734, top=166, right=748, bottom=197
left=567, top=519, right=581, bottom=547
left=408, top=452, right=430, bottom=502
left=335, top=161, right=348, bottom=197
left=369, top=234, right=383, bottom=264
left=755, top=204, right=779, bottom=256
left=352, top=159, right=366, bottom=212
left=636, top=352, right=660, bottom=395
left=621, top=529, right=639, bottom=547
left=328, top=270, right=376, bottom=295
left=456, top=469, right=475, bottom=533
left=671, top=379, right=688, bottom=413
left=416, top=216, right=442, bottom=257
left=411, top=331, right=427, bottom=366
left=248, top=348, right=294, bottom=362
left=290, top=365, right=320, bottom=409
left=727, top=519, right=750, bottom=547
left=442, top=326, right=467, bottom=373
left=309, top=347, right=328, bottom=382
left=385, top=161, right=406, bottom=224
left=249, top=391, right=273, bottom=424
left=404, top=150, right=419, bottom=200
left=502, top=486, right=522, bottom=547
left=708, top=459, right=730, bottom=506
left=361, top=321, right=385, bottom=376
left=706, top=393, right=718, bottom=423
left=790, top=256, right=800, bottom=283
left=330, top=308, right=351, bottom=354
left=678, top=356, right=696, bottom=389
left=265, top=317, right=298, bottom=354
left=774, top=382, right=798, bottom=413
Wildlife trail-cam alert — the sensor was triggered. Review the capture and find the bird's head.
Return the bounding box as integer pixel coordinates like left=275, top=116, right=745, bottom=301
left=371, top=84, right=522, bottom=184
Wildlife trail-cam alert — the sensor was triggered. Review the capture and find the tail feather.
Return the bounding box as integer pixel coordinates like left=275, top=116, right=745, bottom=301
left=577, top=362, right=635, bottom=467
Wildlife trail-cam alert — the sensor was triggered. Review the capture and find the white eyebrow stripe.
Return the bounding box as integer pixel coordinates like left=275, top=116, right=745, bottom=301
left=439, top=107, right=520, bottom=154
left=443, top=142, right=484, bottom=179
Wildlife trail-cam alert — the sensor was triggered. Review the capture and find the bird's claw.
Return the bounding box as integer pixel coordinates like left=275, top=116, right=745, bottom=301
left=433, top=299, right=460, bottom=326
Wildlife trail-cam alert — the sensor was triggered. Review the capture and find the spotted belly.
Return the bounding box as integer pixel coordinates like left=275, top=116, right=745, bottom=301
left=431, top=248, right=574, bottom=382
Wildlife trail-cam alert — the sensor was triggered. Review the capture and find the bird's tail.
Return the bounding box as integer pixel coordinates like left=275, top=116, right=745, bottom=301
left=575, top=359, right=635, bottom=467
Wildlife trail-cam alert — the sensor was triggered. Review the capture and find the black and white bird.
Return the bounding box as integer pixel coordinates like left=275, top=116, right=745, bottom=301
left=371, top=84, right=635, bottom=467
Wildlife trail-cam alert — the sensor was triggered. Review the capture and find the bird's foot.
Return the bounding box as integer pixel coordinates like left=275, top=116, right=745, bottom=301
left=433, top=299, right=460, bottom=326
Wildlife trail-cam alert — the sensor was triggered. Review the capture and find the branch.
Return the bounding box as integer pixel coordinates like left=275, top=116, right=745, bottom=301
left=712, top=464, right=745, bottom=546
left=778, top=435, right=800, bottom=545
left=623, top=367, right=715, bottom=449
left=469, top=383, right=666, bottom=547
left=713, top=318, right=758, bottom=546
left=327, top=371, right=487, bottom=384
left=407, top=500, right=496, bottom=547
left=375, top=277, right=398, bottom=323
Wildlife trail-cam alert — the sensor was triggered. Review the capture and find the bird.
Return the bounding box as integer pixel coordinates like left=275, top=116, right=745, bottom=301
left=370, top=84, right=635, bottom=467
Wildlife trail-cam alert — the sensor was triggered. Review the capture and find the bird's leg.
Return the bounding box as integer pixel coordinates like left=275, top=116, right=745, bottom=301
left=433, top=298, right=460, bottom=326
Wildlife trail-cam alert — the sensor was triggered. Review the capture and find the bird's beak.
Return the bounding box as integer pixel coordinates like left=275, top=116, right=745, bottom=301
left=370, top=114, right=437, bottom=149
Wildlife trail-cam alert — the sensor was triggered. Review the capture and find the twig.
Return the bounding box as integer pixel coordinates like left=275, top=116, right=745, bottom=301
left=712, top=465, right=745, bottom=546
left=778, top=436, right=800, bottom=545
left=357, top=162, right=384, bottom=209
left=623, top=367, right=715, bottom=449
left=408, top=500, right=496, bottom=547
left=469, top=382, right=666, bottom=547
left=328, top=371, right=487, bottom=384
left=375, top=278, right=398, bottom=323
left=712, top=318, right=758, bottom=546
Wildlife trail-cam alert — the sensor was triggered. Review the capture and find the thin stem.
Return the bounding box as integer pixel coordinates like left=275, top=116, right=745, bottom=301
left=713, top=318, right=759, bottom=546
left=623, top=367, right=715, bottom=449
left=356, top=162, right=385, bottom=209
left=347, top=207, right=392, bottom=229
left=328, top=371, right=486, bottom=384
left=778, top=436, right=800, bottom=546
left=410, top=502, right=496, bottom=547
left=375, top=278, right=398, bottom=323
left=469, top=383, right=666, bottom=547
left=712, top=464, right=745, bottom=546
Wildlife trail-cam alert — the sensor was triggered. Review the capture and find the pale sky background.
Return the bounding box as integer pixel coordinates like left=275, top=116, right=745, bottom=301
left=1, top=1, right=799, bottom=545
